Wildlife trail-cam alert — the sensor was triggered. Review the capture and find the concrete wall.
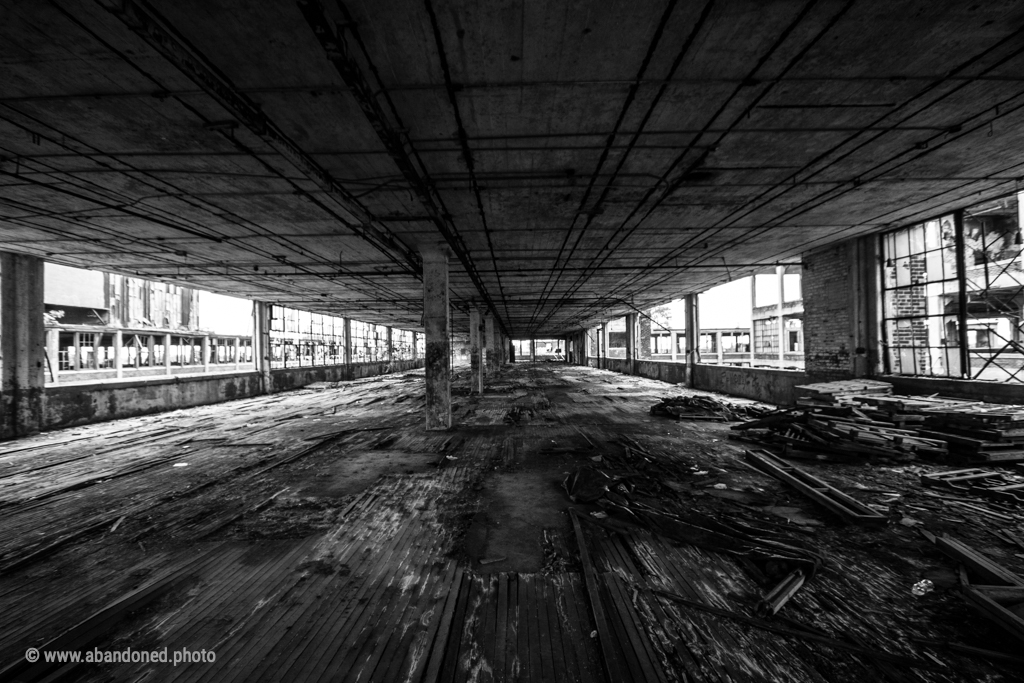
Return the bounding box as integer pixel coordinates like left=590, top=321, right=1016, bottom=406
left=45, top=371, right=262, bottom=429
left=635, top=359, right=686, bottom=384
left=42, top=359, right=425, bottom=431
left=596, top=354, right=1022, bottom=407
left=885, top=375, right=1024, bottom=405
left=271, top=359, right=422, bottom=392
left=693, top=364, right=806, bottom=406
left=604, top=358, right=629, bottom=374
left=596, top=356, right=805, bottom=406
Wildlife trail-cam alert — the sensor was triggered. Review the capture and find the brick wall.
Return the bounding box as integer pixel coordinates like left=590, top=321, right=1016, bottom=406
left=802, top=242, right=854, bottom=381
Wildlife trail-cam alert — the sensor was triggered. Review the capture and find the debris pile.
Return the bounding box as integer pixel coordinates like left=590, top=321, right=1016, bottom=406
left=923, top=531, right=1024, bottom=645
left=851, top=395, right=1024, bottom=463
left=921, top=468, right=1024, bottom=506
left=794, top=379, right=893, bottom=407
left=732, top=408, right=949, bottom=461
left=650, top=395, right=774, bottom=421
left=733, top=379, right=1024, bottom=464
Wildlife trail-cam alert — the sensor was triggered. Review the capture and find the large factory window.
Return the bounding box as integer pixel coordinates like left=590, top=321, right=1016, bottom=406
left=881, top=192, right=1024, bottom=382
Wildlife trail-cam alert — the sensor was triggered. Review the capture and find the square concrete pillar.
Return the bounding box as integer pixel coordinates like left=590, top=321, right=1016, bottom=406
left=600, top=323, right=608, bottom=369
left=422, top=247, right=451, bottom=430
left=1, top=253, right=45, bottom=439
left=254, top=301, right=273, bottom=393
left=625, top=313, right=637, bottom=374
left=684, top=293, right=699, bottom=387
left=530, top=339, right=536, bottom=362
left=749, top=277, right=757, bottom=366
left=45, top=329, right=59, bottom=385
left=639, top=311, right=652, bottom=359
left=484, top=314, right=497, bottom=375
left=114, top=329, right=124, bottom=379
left=776, top=265, right=786, bottom=364
left=469, top=307, right=484, bottom=394
left=164, top=333, right=172, bottom=376
left=343, top=317, right=352, bottom=366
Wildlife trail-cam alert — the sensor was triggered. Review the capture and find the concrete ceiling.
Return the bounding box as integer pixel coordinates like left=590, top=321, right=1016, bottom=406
left=3, top=0, right=1024, bottom=336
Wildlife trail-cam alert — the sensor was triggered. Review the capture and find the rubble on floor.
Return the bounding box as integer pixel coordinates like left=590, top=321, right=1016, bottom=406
left=3, top=366, right=1024, bottom=682
left=733, top=379, right=1024, bottom=465
left=794, top=379, right=894, bottom=407
left=650, top=395, right=774, bottom=421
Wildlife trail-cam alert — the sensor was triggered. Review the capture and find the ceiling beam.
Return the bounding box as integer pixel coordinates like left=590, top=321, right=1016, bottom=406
left=297, top=0, right=510, bottom=335
left=94, top=0, right=422, bottom=279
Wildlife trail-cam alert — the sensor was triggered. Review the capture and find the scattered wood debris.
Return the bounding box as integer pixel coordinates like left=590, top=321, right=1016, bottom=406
left=794, top=379, right=894, bottom=407
left=650, top=395, right=773, bottom=421
left=744, top=449, right=888, bottom=525
left=732, top=407, right=949, bottom=461
left=923, top=531, right=1024, bottom=645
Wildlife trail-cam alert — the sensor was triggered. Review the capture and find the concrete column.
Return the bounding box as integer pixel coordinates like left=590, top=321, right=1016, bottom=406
left=530, top=339, right=536, bottom=362
left=114, top=329, right=123, bottom=379
left=469, top=307, right=484, bottom=394
left=164, top=333, right=172, bottom=376
left=484, top=314, right=496, bottom=375
left=234, top=337, right=241, bottom=370
left=386, top=326, right=393, bottom=365
left=254, top=301, right=272, bottom=393
left=412, top=332, right=418, bottom=360
left=422, top=246, right=451, bottom=431
left=202, top=335, right=210, bottom=373
left=625, top=313, right=637, bottom=374
left=776, top=265, right=786, bottom=365
left=343, top=318, right=352, bottom=366
left=750, top=276, right=757, bottom=366
left=639, top=311, right=652, bottom=359
left=684, top=293, right=699, bottom=388
left=1, top=253, right=45, bottom=439
left=45, top=328, right=59, bottom=385
left=600, top=323, right=607, bottom=369
left=850, top=238, right=880, bottom=377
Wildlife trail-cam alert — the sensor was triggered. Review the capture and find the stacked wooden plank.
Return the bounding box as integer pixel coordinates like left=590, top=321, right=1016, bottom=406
left=794, top=379, right=893, bottom=407
left=731, top=408, right=948, bottom=461
left=735, top=381, right=1024, bottom=464
left=919, top=404, right=1024, bottom=463
left=855, top=395, right=1024, bottom=463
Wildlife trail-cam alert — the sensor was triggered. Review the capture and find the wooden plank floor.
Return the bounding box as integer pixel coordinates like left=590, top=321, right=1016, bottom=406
left=0, top=363, right=1021, bottom=682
